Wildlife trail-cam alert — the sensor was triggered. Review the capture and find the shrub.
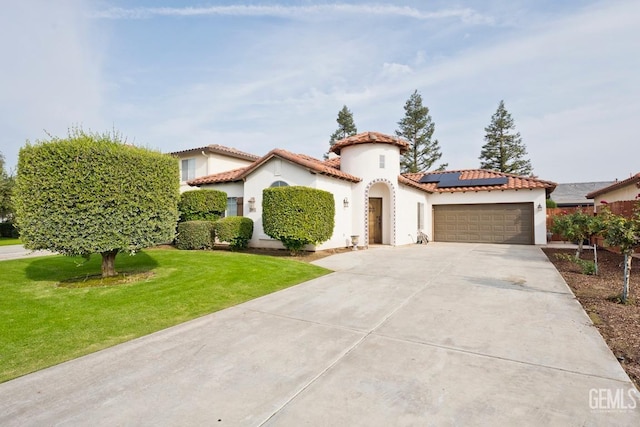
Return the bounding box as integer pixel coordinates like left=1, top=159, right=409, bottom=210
left=13, top=128, right=179, bottom=277
left=555, top=253, right=596, bottom=275
left=546, top=199, right=557, bottom=208
left=262, top=186, right=334, bottom=253
left=0, top=222, right=18, bottom=238
left=175, top=221, right=215, bottom=250
left=178, top=190, right=227, bottom=222
left=215, top=216, right=253, bottom=250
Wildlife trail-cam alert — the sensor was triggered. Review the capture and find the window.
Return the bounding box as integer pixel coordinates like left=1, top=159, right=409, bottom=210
left=181, top=159, right=195, bottom=181
left=379, top=155, right=385, bottom=169
left=417, top=202, right=425, bottom=230
left=226, top=197, right=244, bottom=217
left=226, top=198, right=237, bottom=217
left=270, top=180, right=289, bottom=188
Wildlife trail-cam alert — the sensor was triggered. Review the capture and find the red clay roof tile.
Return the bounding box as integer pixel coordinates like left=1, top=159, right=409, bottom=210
left=170, top=144, right=259, bottom=161
left=330, top=131, right=410, bottom=155
left=188, top=149, right=361, bottom=186
left=402, top=169, right=557, bottom=193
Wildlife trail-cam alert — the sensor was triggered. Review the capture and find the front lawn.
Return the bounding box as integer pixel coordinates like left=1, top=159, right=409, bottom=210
left=0, top=237, right=20, bottom=246
left=0, top=248, right=330, bottom=383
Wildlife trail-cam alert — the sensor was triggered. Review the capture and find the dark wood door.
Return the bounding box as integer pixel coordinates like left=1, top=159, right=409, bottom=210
left=369, top=198, right=382, bottom=244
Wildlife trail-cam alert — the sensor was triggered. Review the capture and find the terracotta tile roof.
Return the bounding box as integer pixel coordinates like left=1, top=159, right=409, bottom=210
left=188, top=149, right=361, bottom=186
left=187, top=166, right=248, bottom=185
left=586, top=173, right=640, bottom=198
left=402, top=169, right=557, bottom=193
left=170, top=144, right=260, bottom=161
left=330, top=131, right=409, bottom=155
left=398, top=175, right=434, bottom=193
left=323, top=157, right=341, bottom=169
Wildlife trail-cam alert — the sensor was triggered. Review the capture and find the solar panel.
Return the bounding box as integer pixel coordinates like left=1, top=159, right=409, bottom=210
left=419, top=172, right=508, bottom=188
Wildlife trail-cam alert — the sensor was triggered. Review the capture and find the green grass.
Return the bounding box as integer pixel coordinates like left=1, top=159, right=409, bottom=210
left=0, top=237, right=21, bottom=246
left=0, top=248, right=330, bottom=383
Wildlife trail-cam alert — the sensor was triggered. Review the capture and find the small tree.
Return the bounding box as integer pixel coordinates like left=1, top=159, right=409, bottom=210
left=0, top=152, right=15, bottom=222
left=599, top=205, right=640, bottom=303
left=13, top=128, right=179, bottom=277
left=551, top=210, right=600, bottom=257
left=396, top=90, right=447, bottom=173
left=327, top=105, right=357, bottom=158
left=479, top=100, right=532, bottom=175
left=262, top=186, right=334, bottom=253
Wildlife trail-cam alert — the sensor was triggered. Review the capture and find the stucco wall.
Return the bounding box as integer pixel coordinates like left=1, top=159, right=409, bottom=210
left=593, top=183, right=640, bottom=208
left=396, top=184, right=430, bottom=246
left=176, top=152, right=255, bottom=193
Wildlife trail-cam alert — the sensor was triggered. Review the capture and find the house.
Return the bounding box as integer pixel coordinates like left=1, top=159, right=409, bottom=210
left=551, top=182, right=614, bottom=208
left=585, top=173, right=640, bottom=208
left=170, top=144, right=260, bottom=193
left=187, top=131, right=557, bottom=249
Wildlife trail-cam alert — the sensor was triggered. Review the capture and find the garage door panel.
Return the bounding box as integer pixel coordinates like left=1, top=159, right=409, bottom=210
left=433, top=203, right=533, bottom=245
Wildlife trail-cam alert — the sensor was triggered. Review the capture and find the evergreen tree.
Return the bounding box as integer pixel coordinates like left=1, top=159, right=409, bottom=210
left=479, top=100, right=532, bottom=175
left=0, top=152, right=15, bottom=221
left=327, top=105, right=357, bottom=158
left=396, top=90, right=447, bottom=173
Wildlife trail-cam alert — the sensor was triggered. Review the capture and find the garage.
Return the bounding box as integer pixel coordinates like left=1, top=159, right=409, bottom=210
left=433, top=203, right=534, bottom=245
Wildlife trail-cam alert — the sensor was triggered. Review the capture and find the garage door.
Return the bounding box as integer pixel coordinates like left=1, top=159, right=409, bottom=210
left=433, top=203, right=534, bottom=245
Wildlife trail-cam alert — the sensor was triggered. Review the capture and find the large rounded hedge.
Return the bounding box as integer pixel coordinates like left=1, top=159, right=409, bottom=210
left=13, top=128, right=179, bottom=277
left=215, top=216, right=253, bottom=250
left=175, top=220, right=216, bottom=250
left=178, top=189, right=227, bottom=221
left=262, top=186, right=334, bottom=252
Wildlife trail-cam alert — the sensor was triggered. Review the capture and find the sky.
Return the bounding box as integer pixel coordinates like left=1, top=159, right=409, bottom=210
left=1, top=0, right=638, bottom=184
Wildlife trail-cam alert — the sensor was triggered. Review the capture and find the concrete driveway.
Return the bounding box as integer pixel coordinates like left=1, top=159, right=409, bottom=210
left=1, top=243, right=638, bottom=426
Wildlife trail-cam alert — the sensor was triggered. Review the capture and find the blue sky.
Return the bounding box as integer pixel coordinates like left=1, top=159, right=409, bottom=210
left=1, top=0, right=638, bottom=183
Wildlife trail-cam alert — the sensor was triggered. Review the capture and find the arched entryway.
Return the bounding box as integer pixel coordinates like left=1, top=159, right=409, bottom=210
left=364, top=179, right=396, bottom=246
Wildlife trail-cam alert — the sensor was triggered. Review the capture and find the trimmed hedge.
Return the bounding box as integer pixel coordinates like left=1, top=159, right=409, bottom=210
left=215, top=216, right=253, bottom=250
left=175, top=221, right=216, bottom=250
left=13, top=128, right=179, bottom=257
left=178, top=190, right=227, bottom=222
left=262, top=186, right=334, bottom=252
left=0, top=222, right=18, bottom=238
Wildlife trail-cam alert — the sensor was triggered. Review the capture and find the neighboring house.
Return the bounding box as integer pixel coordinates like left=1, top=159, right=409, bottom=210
left=551, top=182, right=614, bottom=208
left=187, top=131, right=556, bottom=250
left=170, top=144, right=260, bottom=193
left=586, top=173, right=640, bottom=208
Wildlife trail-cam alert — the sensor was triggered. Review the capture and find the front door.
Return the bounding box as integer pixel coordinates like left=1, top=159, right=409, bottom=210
left=368, top=198, right=382, bottom=244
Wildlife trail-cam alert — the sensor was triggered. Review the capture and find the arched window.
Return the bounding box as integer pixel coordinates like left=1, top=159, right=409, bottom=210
left=270, top=180, right=289, bottom=188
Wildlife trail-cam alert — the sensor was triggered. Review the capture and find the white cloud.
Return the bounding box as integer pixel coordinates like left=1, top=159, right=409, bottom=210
left=381, top=63, right=413, bottom=78
left=92, top=4, right=493, bottom=25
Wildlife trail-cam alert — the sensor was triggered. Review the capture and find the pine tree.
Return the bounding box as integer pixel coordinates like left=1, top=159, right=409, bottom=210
left=327, top=105, right=357, bottom=158
left=479, top=100, right=532, bottom=175
left=396, top=90, right=447, bottom=173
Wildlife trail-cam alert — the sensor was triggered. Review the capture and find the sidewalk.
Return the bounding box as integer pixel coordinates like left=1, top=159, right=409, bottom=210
left=0, top=245, right=54, bottom=261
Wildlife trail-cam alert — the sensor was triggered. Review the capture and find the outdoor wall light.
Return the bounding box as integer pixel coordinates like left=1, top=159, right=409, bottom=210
left=343, top=197, right=349, bottom=208
left=248, top=197, right=256, bottom=212
left=537, top=203, right=543, bottom=212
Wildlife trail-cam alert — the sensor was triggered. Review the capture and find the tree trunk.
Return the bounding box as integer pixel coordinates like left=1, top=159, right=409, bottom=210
left=101, top=250, right=118, bottom=278
left=622, top=253, right=632, bottom=303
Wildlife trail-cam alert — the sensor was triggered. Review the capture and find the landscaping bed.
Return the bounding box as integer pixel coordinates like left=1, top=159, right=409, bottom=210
left=542, top=247, right=640, bottom=388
